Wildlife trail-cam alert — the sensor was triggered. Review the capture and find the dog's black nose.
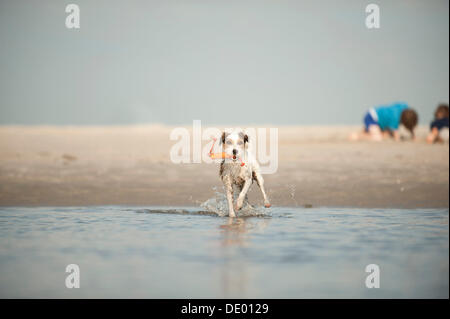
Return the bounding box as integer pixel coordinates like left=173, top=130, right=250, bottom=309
left=232, top=149, right=237, bottom=155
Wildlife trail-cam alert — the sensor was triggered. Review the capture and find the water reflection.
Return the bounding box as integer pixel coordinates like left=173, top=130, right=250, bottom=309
left=0, top=207, right=447, bottom=298
left=218, top=217, right=270, bottom=298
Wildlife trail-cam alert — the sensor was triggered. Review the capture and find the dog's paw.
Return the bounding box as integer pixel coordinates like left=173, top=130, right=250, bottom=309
left=235, top=199, right=244, bottom=211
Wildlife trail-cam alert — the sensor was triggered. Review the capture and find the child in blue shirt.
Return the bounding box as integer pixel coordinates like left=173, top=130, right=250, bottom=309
left=427, top=104, right=449, bottom=144
left=352, top=102, right=418, bottom=141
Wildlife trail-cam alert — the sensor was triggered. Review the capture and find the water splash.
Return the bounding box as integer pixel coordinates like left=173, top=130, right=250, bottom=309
left=134, top=208, right=217, bottom=216
left=199, top=186, right=229, bottom=217
left=134, top=186, right=271, bottom=217
left=200, top=186, right=270, bottom=217
left=288, top=184, right=298, bottom=206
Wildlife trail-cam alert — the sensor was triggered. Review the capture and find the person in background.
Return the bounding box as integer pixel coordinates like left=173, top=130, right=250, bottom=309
left=350, top=102, right=418, bottom=141
left=427, top=104, right=449, bottom=144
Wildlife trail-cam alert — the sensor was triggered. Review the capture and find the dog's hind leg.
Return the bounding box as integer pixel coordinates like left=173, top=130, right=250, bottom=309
left=253, top=171, right=271, bottom=208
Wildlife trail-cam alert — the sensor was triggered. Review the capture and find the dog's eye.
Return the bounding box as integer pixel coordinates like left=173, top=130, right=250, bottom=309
left=226, top=140, right=232, bottom=145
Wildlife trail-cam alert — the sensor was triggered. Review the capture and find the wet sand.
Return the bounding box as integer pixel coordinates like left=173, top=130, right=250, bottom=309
left=0, top=125, right=448, bottom=208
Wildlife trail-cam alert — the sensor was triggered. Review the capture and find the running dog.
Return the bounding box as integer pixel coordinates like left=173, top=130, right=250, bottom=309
left=219, top=130, right=271, bottom=217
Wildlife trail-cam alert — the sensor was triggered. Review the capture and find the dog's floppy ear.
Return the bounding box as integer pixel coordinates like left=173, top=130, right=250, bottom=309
left=220, top=132, right=227, bottom=145
left=239, top=132, right=249, bottom=144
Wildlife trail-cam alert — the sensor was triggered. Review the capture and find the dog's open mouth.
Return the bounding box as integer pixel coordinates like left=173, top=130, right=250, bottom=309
left=232, top=155, right=236, bottom=160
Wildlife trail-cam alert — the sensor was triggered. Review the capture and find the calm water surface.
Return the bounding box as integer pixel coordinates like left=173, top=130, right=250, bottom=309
left=0, top=206, right=448, bottom=298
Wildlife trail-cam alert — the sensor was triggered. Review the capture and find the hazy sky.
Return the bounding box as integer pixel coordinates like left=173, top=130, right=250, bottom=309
left=0, top=0, right=448, bottom=125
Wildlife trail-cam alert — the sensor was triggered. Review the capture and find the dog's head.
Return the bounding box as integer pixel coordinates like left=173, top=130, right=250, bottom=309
left=220, top=130, right=248, bottom=161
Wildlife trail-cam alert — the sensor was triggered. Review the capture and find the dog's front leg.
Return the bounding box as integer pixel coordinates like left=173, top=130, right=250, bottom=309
left=236, top=179, right=252, bottom=211
left=223, top=177, right=236, bottom=217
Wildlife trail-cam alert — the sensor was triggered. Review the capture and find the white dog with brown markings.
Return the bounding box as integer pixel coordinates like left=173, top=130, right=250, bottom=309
left=219, top=130, right=271, bottom=217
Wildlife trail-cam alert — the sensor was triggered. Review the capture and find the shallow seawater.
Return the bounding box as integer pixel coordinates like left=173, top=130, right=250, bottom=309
left=0, top=205, right=448, bottom=298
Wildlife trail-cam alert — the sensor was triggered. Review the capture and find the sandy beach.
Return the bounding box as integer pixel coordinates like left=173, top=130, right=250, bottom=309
left=0, top=125, right=448, bottom=208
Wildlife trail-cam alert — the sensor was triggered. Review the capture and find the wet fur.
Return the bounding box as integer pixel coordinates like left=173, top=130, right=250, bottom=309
left=219, top=131, right=271, bottom=217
